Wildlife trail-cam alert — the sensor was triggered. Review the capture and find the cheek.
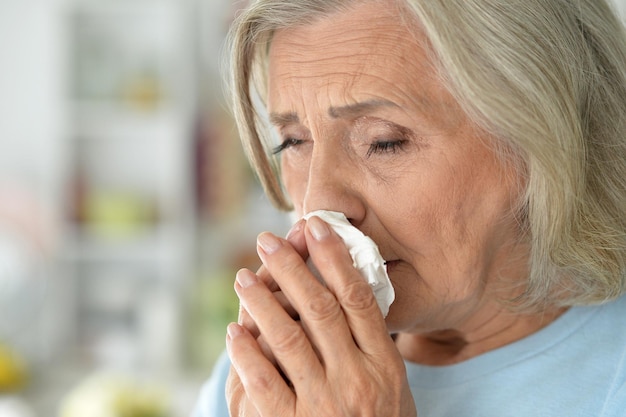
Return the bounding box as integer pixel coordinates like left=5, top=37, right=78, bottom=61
left=281, top=157, right=308, bottom=215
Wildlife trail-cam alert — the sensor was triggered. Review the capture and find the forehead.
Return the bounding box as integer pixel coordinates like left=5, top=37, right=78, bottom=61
left=266, top=1, right=447, bottom=115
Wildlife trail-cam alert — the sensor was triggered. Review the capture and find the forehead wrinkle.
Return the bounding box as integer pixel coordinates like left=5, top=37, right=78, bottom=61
left=267, top=2, right=465, bottom=135
left=328, top=99, right=400, bottom=119
left=274, top=34, right=408, bottom=67
left=270, top=12, right=413, bottom=70
left=276, top=52, right=383, bottom=68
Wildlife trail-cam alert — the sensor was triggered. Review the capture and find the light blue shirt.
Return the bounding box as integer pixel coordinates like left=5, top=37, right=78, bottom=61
left=191, top=296, right=626, bottom=416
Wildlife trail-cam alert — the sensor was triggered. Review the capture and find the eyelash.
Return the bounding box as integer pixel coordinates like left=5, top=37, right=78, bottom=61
left=366, top=139, right=408, bottom=158
left=272, top=138, right=304, bottom=155
left=272, top=137, right=409, bottom=157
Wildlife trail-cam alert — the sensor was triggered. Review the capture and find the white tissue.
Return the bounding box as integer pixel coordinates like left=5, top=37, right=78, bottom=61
left=302, top=210, right=395, bottom=317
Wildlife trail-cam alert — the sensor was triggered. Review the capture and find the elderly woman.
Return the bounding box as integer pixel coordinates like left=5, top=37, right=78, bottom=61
left=192, top=0, right=626, bottom=416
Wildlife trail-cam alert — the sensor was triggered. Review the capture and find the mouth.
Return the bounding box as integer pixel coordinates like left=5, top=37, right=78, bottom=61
left=384, top=259, right=401, bottom=273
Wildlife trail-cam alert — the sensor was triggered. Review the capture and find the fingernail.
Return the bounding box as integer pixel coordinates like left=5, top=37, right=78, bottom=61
left=236, top=269, right=258, bottom=288
left=308, top=216, right=330, bottom=240
left=257, top=232, right=282, bottom=254
left=286, top=219, right=304, bottom=240
left=227, top=322, right=244, bottom=339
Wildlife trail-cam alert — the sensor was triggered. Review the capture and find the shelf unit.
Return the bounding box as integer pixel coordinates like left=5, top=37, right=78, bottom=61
left=62, top=0, right=197, bottom=375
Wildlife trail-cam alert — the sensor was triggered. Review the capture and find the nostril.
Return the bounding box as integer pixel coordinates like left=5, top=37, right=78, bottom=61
left=300, top=174, right=366, bottom=225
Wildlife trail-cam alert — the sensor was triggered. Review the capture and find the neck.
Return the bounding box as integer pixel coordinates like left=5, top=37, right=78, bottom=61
left=395, top=306, right=567, bottom=366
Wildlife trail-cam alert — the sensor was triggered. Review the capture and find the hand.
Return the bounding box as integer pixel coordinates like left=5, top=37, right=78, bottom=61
left=226, top=220, right=308, bottom=417
left=226, top=216, right=417, bottom=417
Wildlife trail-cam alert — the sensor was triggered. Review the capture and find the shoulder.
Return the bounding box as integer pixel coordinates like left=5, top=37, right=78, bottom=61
left=583, top=294, right=626, bottom=344
left=596, top=296, right=626, bottom=416
left=403, top=296, right=626, bottom=416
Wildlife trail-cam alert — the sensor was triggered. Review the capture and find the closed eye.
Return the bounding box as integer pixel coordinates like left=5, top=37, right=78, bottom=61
left=272, top=138, right=305, bottom=155
left=366, top=139, right=408, bottom=158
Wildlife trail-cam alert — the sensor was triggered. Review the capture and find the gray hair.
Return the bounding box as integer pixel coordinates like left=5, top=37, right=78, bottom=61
left=225, top=0, right=626, bottom=310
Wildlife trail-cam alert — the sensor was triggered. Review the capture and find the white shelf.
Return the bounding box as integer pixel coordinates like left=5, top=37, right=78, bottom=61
left=60, top=0, right=197, bottom=377
left=71, top=99, right=183, bottom=127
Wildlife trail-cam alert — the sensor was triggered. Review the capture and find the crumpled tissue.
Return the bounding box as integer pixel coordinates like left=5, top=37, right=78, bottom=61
left=303, top=210, right=395, bottom=317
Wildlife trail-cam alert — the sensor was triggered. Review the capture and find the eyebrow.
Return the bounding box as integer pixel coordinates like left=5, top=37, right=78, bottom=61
left=269, top=111, right=299, bottom=126
left=268, top=98, right=399, bottom=127
left=328, top=99, right=399, bottom=119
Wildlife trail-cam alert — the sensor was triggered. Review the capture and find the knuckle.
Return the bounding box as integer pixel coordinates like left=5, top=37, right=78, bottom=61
left=261, top=241, right=306, bottom=280
left=271, top=322, right=306, bottom=355
left=304, top=290, right=341, bottom=322
left=339, top=280, right=376, bottom=311
left=275, top=252, right=307, bottom=280
left=343, top=378, right=378, bottom=412
left=245, top=370, right=281, bottom=393
left=277, top=260, right=303, bottom=281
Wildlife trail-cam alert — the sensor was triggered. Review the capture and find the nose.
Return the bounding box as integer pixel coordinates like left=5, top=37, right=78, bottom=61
left=301, top=144, right=366, bottom=226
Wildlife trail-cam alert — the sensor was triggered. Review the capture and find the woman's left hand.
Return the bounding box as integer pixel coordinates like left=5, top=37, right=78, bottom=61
left=226, top=215, right=417, bottom=417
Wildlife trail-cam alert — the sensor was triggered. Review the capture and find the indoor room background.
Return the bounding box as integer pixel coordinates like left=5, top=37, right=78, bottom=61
left=0, top=0, right=290, bottom=416
left=0, top=0, right=624, bottom=416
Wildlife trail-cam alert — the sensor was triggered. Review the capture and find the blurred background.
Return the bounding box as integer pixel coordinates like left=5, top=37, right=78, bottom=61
left=0, top=0, right=625, bottom=416
left=0, top=0, right=291, bottom=416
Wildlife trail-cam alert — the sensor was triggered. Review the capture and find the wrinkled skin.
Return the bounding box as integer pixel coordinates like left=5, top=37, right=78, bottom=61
left=227, top=218, right=416, bottom=416
left=225, top=1, right=562, bottom=416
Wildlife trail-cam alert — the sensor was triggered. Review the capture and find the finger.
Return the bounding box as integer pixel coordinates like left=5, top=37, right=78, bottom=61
left=233, top=313, right=284, bottom=372
left=285, top=218, right=308, bottom=258
left=240, top=220, right=308, bottom=338
left=239, top=323, right=306, bottom=374
left=234, top=266, right=325, bottom=391
left=226, top=323, right=295, bottom=416
left=305, top=216, right=392, bottom=356
left=256, top=333, right=278, bottom=368
left=237, top=269, right=299, bottom=338
left=238, top=296, right=299, bottom=339
left=256, top=232, right=358, bottom=366
left=226, top=367, right=261, bottom=417
left=239, top=293, right=299, bottom=329
left=254, top=264, right=280, bottom=292
left=255, top=219, right=308, bottom=292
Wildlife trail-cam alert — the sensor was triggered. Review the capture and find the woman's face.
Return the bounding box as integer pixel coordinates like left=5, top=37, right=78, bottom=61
left=267, top=2, right=527, bottom=333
